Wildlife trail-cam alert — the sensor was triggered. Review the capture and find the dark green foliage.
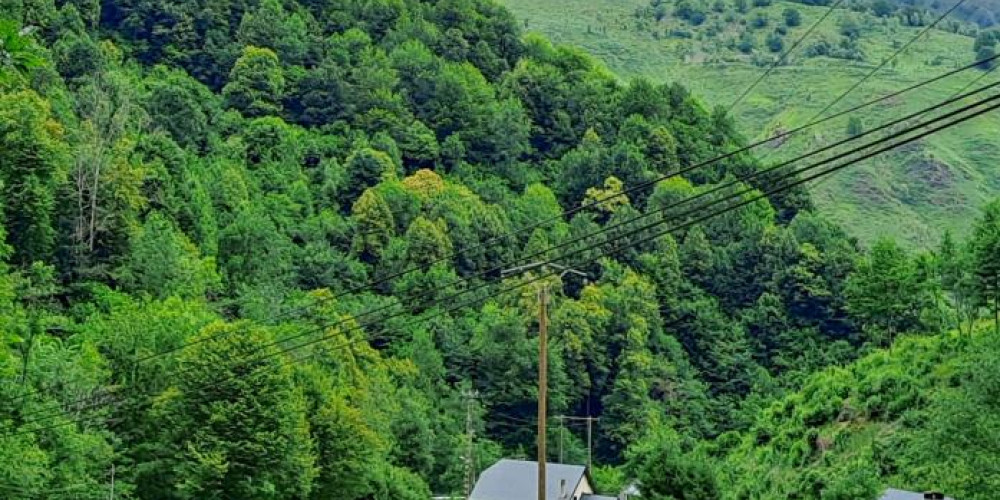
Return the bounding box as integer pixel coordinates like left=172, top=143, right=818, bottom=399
left=767, top=32, right=784, bottom=52
left=143, top=66, right=221, bottom=150
left=629, top=429, right=720, bottom=500
left=846, top=239, right=934, bottom=347
left=871, top=0, right=894, bottom=17
left=675, top=1, right=708, bottom=26
left=4, top=0, right=992, bottom=497
left=141, top=321, right=316, bottom=498
left=971, top=200, right=1000, bottom=332
left=737, top=33, right=755, bottom=53
left=846, top=116, right=863, bottom=136
left=976, top=44, right=996, bottom=69
left=783, top=7, right=801, bottom=27
left=751, top=12, right=768, bottom=28
left=839, top=16, right=861, bottom=40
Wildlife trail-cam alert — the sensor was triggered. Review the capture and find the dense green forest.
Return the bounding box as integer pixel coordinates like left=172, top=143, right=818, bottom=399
left=2, top=0, right=1000, bottom=498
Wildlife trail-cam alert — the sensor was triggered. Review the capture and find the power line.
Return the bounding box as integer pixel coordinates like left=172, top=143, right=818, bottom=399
left=9, top=50, right=992, bottom=404
left=13, top=83, right=1000, bottom=428
left=10, top=89, right=999, bottom=436
left=764, top=0, right=970, bottom=192
left=808, top=0, right=970, bottom=123
left=810, top=65, right=1000, bottom=190
left=728, top=0, right=848, bottom=113
left=952, top=61, right=1000, bottom=101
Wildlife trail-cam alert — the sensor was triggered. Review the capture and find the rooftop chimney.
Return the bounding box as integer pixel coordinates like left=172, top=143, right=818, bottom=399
left=923, top=493, right=944, bottom=500
left=560, top=479, right=567, bottom=499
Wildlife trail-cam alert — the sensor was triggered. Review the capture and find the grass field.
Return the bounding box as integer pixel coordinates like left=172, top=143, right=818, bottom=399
left=500, top=0, right=1000, bottom=247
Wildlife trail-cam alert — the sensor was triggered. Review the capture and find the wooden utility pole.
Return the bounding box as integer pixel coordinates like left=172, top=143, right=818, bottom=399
left=464, top=389, right=479, bottom=499
left=557, top=416, right=564, bottom=463
left=537, top=284, right=549, bottom=500
left=586, top=417, right=593, bottom=471
left=553, top=415, right=599, bottom=470
left=500, top=262, right=588, bottom=500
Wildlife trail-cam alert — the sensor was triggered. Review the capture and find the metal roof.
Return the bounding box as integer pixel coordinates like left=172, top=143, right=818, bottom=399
left=471, top=460, right=587, bottom=500
left=880, top=489, right=953, bottom=500
left=580, top=495, right=617, bottom=500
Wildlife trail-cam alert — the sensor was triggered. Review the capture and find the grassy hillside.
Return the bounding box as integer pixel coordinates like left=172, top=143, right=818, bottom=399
left=718, top=322, right=1000, bottom=499
left=499, top=0, right=1000, bottom=247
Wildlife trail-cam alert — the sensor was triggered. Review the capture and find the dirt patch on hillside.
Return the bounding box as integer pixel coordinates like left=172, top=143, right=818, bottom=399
left=897, top=155, right=963, bottom=209
left=850, top=169, right=892, bottom=205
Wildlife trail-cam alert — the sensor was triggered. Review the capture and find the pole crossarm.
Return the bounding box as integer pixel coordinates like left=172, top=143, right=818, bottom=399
left=500, top=264, right=588, bottom=500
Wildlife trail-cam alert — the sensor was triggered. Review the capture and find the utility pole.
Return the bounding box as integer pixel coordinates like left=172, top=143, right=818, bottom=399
left=586, top=417, right=593, bottom=471
left=109, top=463, right=115, bottom=500
left=554, top=415, right=600, bottom=470
left=558, top=415, right=564, bottom=464
left=463, top=388, right=479, bottom=499
left=501, top=262, right=588, bottom=500
left=537, top=284, right=548, bottom=500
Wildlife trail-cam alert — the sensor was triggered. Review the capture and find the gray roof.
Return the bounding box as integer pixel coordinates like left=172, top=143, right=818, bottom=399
left=471, top=460, right=587, bottom=500
left=580, top=495, right=616, bottom=500
left=880, top=489, right=953, bottom=500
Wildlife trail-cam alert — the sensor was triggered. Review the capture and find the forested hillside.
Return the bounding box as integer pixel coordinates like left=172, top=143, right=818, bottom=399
left=2, top=0, right=1000, bottom=498
left=718, top=321, right=1000, bottom=499
left=498, top=0, right=1000, bottom=247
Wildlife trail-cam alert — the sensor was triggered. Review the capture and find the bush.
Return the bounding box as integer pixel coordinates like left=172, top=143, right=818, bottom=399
left=977, top=45, right=996, bottom=69
left=767, top=32, right=784, bottom=52
left=871, top=0, right=894, bottom=17
left=676, top=1, right=708, bottom=25
left=839, top=17, right=861, bottom=39
left=654, top=3, right=668, bottom=21
left=847, top=117, right=863, bottom=137
left=737, top=35, right=755, bottom=53
left=784, top=7, right=802, bottom=27
left=805, top=37, right=864, bottom=61
left=899, top=7, right=925, bottom=27
left=637, top=440, right=721, bottom=500
left=752, top=12, right=769, bottom=28
left=753, top=0, right=772, bottom=6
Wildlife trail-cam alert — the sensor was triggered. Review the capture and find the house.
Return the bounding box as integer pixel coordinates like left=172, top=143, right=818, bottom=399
left=470, top=459, right=618, bottom=500
left=880, top=489, right=952, bottom=500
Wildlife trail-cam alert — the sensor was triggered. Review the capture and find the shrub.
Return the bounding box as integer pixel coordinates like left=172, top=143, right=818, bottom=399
left=752, top=12, right=769, bottom=28
left=767, top=32, right=784, bottom=52
left=871, top=0, right=894, bottom=17
left=784, top=7, right=802, bottom=27
left=846, top=117, right=863, bottom=137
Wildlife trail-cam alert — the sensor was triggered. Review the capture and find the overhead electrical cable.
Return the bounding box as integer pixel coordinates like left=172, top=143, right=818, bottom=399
left=728, top=0, right=848, bottom=113
left=11, top=87, right=1000, bottom=436
left=14, top=83, right=1000, bottom=426
left=810, top=0, right=970, bottom=123
left=13, top=51, right=995, bottom=409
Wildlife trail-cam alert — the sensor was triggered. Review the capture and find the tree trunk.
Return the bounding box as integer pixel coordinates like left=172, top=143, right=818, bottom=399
left=88, top=159, right=101, bottom=251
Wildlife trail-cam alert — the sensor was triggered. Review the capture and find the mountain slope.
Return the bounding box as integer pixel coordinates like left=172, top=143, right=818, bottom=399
left=498, top=0, right=1000, bottom=248
left=719, top=323, right=1000, bottom=499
